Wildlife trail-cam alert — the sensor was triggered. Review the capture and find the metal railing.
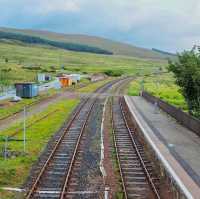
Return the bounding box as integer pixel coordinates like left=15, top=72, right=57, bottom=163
left=142, top=91, right=200, bottom=136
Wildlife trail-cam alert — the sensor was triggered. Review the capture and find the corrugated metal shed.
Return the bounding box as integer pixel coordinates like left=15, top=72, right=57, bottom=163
left=59, top=77, right=72, bottom=87
left=45, top=75, right=51, bottom=81
left=15, top=83, right=38, bottom=98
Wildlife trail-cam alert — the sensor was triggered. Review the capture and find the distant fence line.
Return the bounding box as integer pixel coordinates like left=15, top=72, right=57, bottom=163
left=141, top=91, right=200, bottom=136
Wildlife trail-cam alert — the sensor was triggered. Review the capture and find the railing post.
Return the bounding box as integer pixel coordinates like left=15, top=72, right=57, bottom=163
left=104, top=187, right=110, bottom=199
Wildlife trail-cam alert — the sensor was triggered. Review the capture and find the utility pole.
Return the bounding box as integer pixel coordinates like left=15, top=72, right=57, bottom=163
left=23, top=106, right=26, bottom=153
left=4, top=136, right=8, bottom=160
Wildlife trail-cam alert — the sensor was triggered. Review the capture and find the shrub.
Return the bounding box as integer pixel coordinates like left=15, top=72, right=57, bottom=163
left=104, top=69, right=124, bottom=77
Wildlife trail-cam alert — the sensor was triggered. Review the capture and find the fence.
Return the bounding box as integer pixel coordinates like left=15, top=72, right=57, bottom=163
left=141, top=91, right=200, bottom=136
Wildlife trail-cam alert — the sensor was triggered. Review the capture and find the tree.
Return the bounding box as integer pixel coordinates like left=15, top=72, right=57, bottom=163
left=5, top=57, right=8, bottom=63
left=168, top=49, right=200, bottom=118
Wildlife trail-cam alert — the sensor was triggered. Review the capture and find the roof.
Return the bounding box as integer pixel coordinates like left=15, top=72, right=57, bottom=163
left=15, top=82, right=37, bottom=85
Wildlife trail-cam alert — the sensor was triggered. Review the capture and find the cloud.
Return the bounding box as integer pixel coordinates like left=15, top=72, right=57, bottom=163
left=0, top=0, right=200, bottom=52
left=35, top=0, right=80, bottom=14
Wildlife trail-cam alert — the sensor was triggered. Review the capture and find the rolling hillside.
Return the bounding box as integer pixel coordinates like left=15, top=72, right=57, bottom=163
left=0, top=27, right=175, bottom=60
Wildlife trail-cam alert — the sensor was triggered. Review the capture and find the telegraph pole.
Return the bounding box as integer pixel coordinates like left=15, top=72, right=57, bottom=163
left=23, top=106, right=26, bottom=153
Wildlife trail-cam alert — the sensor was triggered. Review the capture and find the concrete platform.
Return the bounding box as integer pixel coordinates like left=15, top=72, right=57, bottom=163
left=125, top=96, right=200, bottom=199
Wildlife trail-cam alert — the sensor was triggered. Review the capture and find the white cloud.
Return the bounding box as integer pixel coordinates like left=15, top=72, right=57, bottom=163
left=25, top=0, right=80, bottom=15
left=41, top=0, right=80, bottom=13
left=0, top=0, right=200, bottom=51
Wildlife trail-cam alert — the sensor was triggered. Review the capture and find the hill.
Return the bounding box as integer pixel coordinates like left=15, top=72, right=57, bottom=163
left=0, top=27, right=175, bottom=60
left=0, top=40, right=166, bottom=84
left=0, top=31, right=113, bottom=55
left=152, top=48, right=176, bottom=57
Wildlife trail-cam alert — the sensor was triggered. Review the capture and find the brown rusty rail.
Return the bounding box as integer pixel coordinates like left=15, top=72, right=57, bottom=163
left=25, top=98, right=90, bottom=198
left=119, top=97, right=161, bottom=199
left=111, top=97, right=128, bottom=199
left=25, top=78, right=125, bottom=198
left=111, top=96, right=161, bottom=199
left=59, top=101, right=96, bottom=198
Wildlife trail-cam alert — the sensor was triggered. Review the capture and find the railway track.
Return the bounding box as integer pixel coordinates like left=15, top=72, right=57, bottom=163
left=111, top=97, right=161, bottom=199
left=25, top=78, right=126, bottom=199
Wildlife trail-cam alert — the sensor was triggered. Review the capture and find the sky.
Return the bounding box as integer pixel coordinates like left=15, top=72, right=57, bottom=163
left=0, top=0, right=200, bottom=52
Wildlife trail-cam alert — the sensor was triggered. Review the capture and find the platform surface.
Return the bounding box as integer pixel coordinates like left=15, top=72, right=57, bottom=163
left=125, top=96, right=200, bottom=199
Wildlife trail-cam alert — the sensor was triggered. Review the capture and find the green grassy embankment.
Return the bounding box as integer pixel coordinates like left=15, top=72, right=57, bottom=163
left=0, top=89, right=60, bottom=120
left=77, top=78, right=113, bottom=93
left=0, top=77, right=109, bottom=120
left=128, top=73, right=187, bottom=111
left=0, top=41, right=166, bottom=85
left=0, top=98, right=79, bottom=199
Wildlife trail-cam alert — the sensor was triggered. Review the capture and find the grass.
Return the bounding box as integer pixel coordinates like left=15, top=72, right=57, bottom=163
left=77, top=78, right=113, bottom=93
left=0, top=77, right=112, bottom=121
left=0, top=98, right=79, bottom=198
left=0, top=88, right=60, bottom=120
left=128, top=73, right=188, bottom=111
left=0, top=41, right=166, bottom=85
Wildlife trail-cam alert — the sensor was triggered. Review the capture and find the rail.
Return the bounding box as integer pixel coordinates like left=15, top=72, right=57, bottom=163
left=111, top=96, right=161, bottom=199
left=119, top=97, right=161, bottom=199
left=25, top=78, right=128, bottom=198
left=25, top=98, right=89, bottom=198
left=111, top=97, right=128, bottom=199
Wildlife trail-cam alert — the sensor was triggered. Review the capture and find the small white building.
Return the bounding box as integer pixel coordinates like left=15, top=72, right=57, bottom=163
left=37, top=73, right=45, bottom=82
left=66, top=74, right=81, bottom=84
left=70, top=74, right=81, bottom=82
left=90, top=74, right=106, bottom=82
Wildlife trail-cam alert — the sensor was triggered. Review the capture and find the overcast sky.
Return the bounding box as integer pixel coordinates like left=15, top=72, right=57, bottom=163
left=0, top=0, right=199, bottom=52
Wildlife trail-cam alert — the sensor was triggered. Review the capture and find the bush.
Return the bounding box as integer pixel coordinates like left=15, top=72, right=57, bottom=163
left=22, top=66, right=41, bottom=71
left=104, top=69, right=124, bottom=77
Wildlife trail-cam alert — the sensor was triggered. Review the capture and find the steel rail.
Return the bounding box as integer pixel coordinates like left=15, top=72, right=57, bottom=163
left=59, top=100, right=96, bottom=198
left=59, top=79, right=129, bottom=198
left=59, top=80, right=123, bottom=198
left=25, top=79, right=116, bottom=198
left=111, top=97, right=128, bottom=199
left=25, top=98, right=89, bottom=199
left=119, top=97, right=161, bottom=199
left=25, top=78, right=129, bottom=198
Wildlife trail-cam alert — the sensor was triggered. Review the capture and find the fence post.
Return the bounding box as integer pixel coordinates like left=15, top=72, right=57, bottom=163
left=154, top=101, right=159, bottom=114
left=4, top=136, right=8, bottom=160
left=104, top=187, right=110, bottom=199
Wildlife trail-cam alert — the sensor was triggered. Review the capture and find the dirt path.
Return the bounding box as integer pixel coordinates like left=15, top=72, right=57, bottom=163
left=0, top=91, right=79, bottom=131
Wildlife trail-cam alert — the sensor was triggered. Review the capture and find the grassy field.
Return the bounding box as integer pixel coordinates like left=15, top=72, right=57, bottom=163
left=0, top=77, right=111, bottom=120
left=128, top=73, right=188, bottom=111
left=0, top=89, right=60, bottom=120
left=0, top=41, right=166, bottom=85
left=77, top=78, right=113, bottom=93
left=0, top=98, right=79, bottom=198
